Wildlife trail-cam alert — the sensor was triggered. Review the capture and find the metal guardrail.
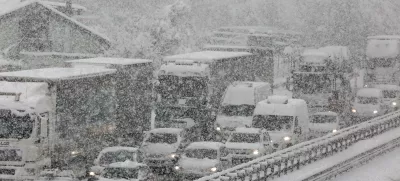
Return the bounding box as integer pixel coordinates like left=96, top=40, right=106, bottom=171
left=195, top=110, right=400, bottom=181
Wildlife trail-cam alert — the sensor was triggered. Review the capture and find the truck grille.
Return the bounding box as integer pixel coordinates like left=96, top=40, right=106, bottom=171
left=0, top=149, right=22, bottom=161
left=0, top=169, right=15, bottom=175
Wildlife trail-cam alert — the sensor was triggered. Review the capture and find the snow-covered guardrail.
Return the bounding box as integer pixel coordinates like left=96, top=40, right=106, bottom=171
left=195, top=110, right=400, bottom=181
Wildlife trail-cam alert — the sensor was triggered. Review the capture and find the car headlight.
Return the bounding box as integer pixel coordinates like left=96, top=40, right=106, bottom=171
left=283, top=136, right=291, bottom=141
left=174, top=166, right=180, bottom=170
left=393, top=102, right=397, bottom=106
left=373, top=110, right=378, bottom=114
left=71, top=151, right=79, bottom=155
left=351, top=108, right=357, bottom=113
left=89, top=172, right=96, bottom=176
left=332, top=129, right=337, bottom=133
left=253, top=150, right=259, bottom=155
left=170, top=153, right=177, bottom=158
left=210, top=167, right=217, bottom=172
left=216, top=127, right=221, bottom=131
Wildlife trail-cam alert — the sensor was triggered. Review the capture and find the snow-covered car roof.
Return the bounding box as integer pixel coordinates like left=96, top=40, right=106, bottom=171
left=100, top=147, right=139, bottom=154
left=222, top=82, right=270, bottom=106
left=302, top=49, right=329, bottom=57
left=163, top=51, right=252, bottom=63
left=186, top=142, right=224, bottom=150
left=158, top=63, right=210, bottom=77
left=107, top=161, right=147, bottom=169
left=357, top=88, right=383, bottom=97
left=203, top=44, right=273, bottom=51
left=148, top=128, right=183, bottom=134
left=312, top=111, right=338, bottom=116
left=254, top=98, right=307, bottom=116
left=234, top=127, right=262, bottom=134
left=372, top=84, right=400, bottom=91
left=366, top=38, right=399, bottom=58
left=67, top=58, right=152, bottom=66
left=0, top=67, right=116, bottom=81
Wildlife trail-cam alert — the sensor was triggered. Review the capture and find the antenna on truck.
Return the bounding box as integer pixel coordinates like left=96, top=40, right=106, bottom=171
left=0, top=92, right=22, bottom=101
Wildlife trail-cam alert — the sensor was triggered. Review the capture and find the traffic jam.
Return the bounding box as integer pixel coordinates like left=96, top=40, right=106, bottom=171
left=1, top=27, right=400, bottom=181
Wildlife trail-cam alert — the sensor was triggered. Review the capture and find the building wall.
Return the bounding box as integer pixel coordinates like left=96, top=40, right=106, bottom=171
left=0, top=16, right=21, bottom=51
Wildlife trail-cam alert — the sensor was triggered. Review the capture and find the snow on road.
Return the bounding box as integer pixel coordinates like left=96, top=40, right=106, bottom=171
left=333, top=146, right=400, bottom=181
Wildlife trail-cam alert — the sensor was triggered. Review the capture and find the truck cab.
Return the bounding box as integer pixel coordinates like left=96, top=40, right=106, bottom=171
left=174, top=142, right=230, bottom=179
left=252, top=96, right=310, bottom=149
left=216, top=81, right=271, bottom=131
left=89, top=147, right=143, bottom=176
left=140, top=127, right=198, bottom=170
left=225, top=128, right=272, bottom=165
left=0, top=81, right=51, bottom=180
left=309, top=111, right=340, bottom=138
left=351, top=88, right=389, bottom=119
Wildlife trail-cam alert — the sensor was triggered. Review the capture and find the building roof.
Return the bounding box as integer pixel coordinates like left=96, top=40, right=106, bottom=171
left=0, top=0, right=111, bottom=48
left=0, top=67, right=116, bottom=81
left=164, top=51, right=253, bottom=63
left=67, top=57, right=152, bottom=66
left=253, top=98, right=307, bottom=116
left=159, top=63, right=210, bottom=77
left=186, top=142, right=224, bottom=150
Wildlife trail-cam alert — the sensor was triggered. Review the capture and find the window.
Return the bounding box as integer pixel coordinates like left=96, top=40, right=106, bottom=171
left=262, top=133, right=270, bottom=142
left=185, top=149, right=218, bottom=159
left=220, top=105, right=255, bottom=117
left=382, top=90, right=399, bottom=99
left=252, top=115, right=294, bottom=131
left=146, top=133, right=178, bottom=144
left=220, top=147, right=229, bottom=157
left=229, top=133, right=260, bottom=143
left=311, top=115, right=337, bottom=123
left=357, top=97, right=378, bottom=105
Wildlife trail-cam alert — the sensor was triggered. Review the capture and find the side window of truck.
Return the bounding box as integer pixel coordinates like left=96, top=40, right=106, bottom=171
left=295, top=117, right=299, bottom=127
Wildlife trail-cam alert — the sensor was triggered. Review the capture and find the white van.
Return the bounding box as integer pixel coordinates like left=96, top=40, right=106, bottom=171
left=252, top=95, right=310, bottom=149
left=216, top=81, right=272, bottom=131
left=351, top=88, right=389, bottom=118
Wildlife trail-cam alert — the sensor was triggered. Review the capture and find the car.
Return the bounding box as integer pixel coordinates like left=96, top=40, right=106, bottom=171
left=351, top=88, right=389, bottom=120
left=90, top=161, right=155, bottom=181
left=36, top=169, right=79, bottom=181
left=174, top=142, right=231, bottom=179
left=309, top=111, right=340, bottom=138
left=225, top=127, right=273, bottom=165
left=89, top=147, right=143, bottom=176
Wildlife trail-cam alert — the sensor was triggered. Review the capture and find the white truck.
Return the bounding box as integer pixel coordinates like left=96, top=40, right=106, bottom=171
left=224, top=128, right=273, bottom=165
left=215, top=81, right=272, bottom=131
left=0, top=67, right=117, bottom=180
left=290, top=46, right=353, bottom=114
left=252, top=95, right=310, bottom=149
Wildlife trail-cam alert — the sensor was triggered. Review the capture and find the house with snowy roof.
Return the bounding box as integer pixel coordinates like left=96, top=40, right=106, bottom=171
left=0, top=0, right=111, bottom=69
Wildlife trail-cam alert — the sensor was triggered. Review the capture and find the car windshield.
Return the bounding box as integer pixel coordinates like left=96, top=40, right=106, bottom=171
left=229, top=133, right=260, bottom=143
left=368, top=58, right=396, bottom=68
left=158, top=75, right=207, bottom=98
left=102, top=167, right=139, bottom=179
left=220, top=105, right=255, bottom=117
left=293, top=73, right=332, bottom=94
left=311, top=115, right=337, bottom=123
left=99, top=151, right=136, bottom=166
left=185, top=149, right=218, bottom=159
left=252, top=115, right=293, bottom=131
left=146, top=133, right=178, bottom=144
left=0, top=110, right=34, bottom=139
left=382, top=90, right=399, bottom=99
left=357, top=97, right=378, bottom=104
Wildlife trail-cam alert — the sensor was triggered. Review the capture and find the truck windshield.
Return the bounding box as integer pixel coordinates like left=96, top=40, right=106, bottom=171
left=0, top=111, right=34, bottom=139
left=158, top=75, right=207, bottom=98
left=357, top=97, right=378, bottom=105
left=368, top=58, right=396, bottom=68
left=220, top=105, right=255, bottom=117
left=185, top=149, right=218, bottom=159
left=146, top=133, right=178, bottom=144
left=99, top=151, right=136, bottom=166
left=229, top=133, right=260, bottom=143
left=252, top=115, right=293, bottom=131
left=311, top=115, right=337, bottom=123
left=293, top=73, right=331, bottom=94
left=155, top=107, right=197, bottom=127
left=103, top=167, right=139, bottom=179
